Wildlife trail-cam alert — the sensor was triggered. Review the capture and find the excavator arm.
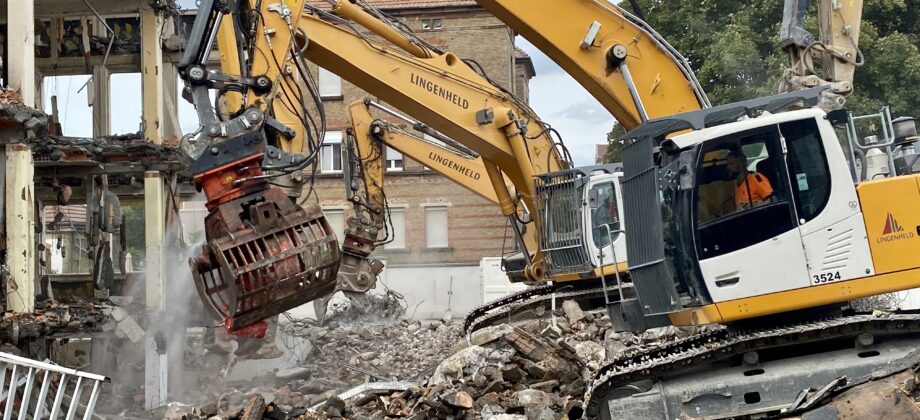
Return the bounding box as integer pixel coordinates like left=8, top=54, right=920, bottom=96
left=332, top=100, right=507, bottom=306
left=180, top=0, right=580, bottom=328
left=476, top=0, right=709, bottom=129
left=780, top=0, right=864, bottom=109
left=336, top=100, right=540, bottom=300
left=347, top=100, right=500, bottom=205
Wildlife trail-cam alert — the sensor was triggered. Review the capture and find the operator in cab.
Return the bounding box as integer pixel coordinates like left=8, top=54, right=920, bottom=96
left=725, top=150, right=773, bottom=211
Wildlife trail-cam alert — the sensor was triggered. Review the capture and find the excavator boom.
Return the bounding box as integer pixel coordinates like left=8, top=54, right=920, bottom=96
left=476, top=0, right=709, bottom=129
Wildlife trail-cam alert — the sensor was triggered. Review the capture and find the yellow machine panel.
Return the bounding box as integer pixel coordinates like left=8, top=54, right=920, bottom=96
left=858, top=174, right=920, bottom=274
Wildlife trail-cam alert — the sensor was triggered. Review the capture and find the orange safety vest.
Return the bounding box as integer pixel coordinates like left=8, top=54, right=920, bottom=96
left=735, top=172, right=773, bottom=208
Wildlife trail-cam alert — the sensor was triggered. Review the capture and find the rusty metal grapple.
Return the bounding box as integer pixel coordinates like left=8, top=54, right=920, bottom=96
left=188, top=133, right=340, bottom=336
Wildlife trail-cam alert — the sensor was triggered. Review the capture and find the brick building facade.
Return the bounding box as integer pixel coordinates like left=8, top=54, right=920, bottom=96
left=300, top=0, right=535, bottom=269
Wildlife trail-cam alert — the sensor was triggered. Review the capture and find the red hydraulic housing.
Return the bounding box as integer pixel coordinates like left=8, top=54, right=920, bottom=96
left=188, top=134, right=340, bottom=337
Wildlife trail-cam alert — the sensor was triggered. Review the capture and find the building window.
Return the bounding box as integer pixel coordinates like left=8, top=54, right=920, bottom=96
left=386, top=147, right=404, bottom=171
left=323, top=208, right=345, bottom=244
left=321, top=131, right=343, bottom=173
left=42, top=75, right=93, bottom=137
left=425, top=206, right=449, bottom=248
left=421, top=18, right=442, bottom=31
left=318, top=67, right=342, bottom=99
left=384, top=207, right=406, bottom=249
left=109, top=72, right=143, bottom=135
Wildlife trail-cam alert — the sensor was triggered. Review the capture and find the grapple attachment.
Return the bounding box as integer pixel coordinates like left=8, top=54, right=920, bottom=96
left=188, top=139, right=340, bottom=336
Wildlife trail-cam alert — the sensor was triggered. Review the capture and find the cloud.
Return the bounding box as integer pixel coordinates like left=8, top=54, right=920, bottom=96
left=516, top=37, right=614, bottom=166
left=553, top=101, right=612, bottom=124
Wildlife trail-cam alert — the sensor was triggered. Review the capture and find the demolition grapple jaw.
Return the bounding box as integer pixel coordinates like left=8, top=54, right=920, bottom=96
left=188, top=133, right=341, bottom=335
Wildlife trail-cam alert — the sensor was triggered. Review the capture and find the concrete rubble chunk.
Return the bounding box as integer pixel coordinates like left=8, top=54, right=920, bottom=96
left=575, top=341, right=606, bottom=370
left=441, top=390, right=474, bottom=409
left=275, top=367, right=312, bottom=380
left=515, top=388, right=551, bottom=407
left=470, top=324, right=514, bottom=346
left=109, top=306, right=127, bottom=322
left=431, top=345, right=514, bottom=386
left=562, top=300, right=585, bottom=323
left=117, top=316, right=145, bottom=343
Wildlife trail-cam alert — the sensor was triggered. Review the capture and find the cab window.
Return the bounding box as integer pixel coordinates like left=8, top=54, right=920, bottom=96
left=781, top=118, right=831, bottom=222
left=589, top=182, right=619, bottom=248
left=695, top=126, right=797, bottom=259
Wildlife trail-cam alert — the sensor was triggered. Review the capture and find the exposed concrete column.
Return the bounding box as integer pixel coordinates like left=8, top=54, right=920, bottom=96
left=141, top=9, right=164, bottom=143
left=144, top=171, right=166, bottom=309
left=143, top=170, right=166, bottom=409
left=91, top=66, right=111, bottom=137
left=7, top=0, right=36, bottom=107
left=5, top=144, right=35, bottom=313
left=161, top=63, right=181, bottom=140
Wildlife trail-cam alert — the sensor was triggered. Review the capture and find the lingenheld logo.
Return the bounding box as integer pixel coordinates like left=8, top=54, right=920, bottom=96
left=878, top=212, right=914, bottom=243
left=882, top=212, right=904, bottom=234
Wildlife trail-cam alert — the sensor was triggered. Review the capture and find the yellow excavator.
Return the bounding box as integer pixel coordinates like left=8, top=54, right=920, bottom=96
left=177, top=0, right=920, bottom=417
left=176, top=0, right=612, bottom=334
left=176, top=0, right=715, bottom=336
left=577, top=1, right=920, bottom=419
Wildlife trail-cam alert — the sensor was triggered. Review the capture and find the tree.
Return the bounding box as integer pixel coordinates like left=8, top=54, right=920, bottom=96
left=603, top=122, right=628, bottom=163
left=602, top=0, right=920, bottom=163
left=122, top=205, right=145, bottom=270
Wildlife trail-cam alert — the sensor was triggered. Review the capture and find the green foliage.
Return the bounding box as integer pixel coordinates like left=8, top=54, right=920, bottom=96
left=122, top=205, right=145, bottom=270
left=604, top=122, right=628, bottom=163
left=602, top=0, right=920, bottom=163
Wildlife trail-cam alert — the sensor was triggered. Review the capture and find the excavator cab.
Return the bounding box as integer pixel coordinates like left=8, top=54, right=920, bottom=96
left=533, top=164, right=626, bottom=279
left=613, top=86, right=920, bottom=333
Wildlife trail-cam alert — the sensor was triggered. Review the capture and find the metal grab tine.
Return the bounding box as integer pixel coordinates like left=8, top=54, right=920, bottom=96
left=64, top=377, right=83, bottom=420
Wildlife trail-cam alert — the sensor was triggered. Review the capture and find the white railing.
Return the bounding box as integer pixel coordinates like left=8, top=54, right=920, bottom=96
left=0, top=351, right=108, bottom=420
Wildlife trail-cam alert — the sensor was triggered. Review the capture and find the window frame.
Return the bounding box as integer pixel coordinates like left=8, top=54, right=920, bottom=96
left=424, top=205, right=449, bottom=249
left=386, top=147, right=404, bottom=172
left=692, top=125, right=798, bottom=259
left=317, top=66, right=343, bottom=100
left=780, top=118, right=833, bottom=223
left=383, top=207, right=407, bottom=249
left=588, top=181, right=620, bottom=248
left=322, top=207, right=346, bottom=244
left=321, top=131, right=344, bottom=173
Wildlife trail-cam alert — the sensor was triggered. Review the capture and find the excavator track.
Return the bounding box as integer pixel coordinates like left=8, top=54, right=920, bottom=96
left=463, top=281, right=616, bottom=336
left=584, top=312, right=920, bottom=419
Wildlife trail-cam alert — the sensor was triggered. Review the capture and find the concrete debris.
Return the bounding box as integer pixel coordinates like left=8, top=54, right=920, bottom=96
left=0, top=298, right=107, bottom=345
left=322, top=292, right=407, bottom=325
left=562, top=300, right=585, bottom=324
left=139, top=297, right=716, bottom=419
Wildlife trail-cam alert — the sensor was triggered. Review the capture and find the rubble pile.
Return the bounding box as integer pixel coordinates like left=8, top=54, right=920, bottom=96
left=280, top=316, right=462, bottom=391
left=322, top=292, right=408, bottom=325
left=308, top=302, right=703, bottom=420
left=337, top=325, right=587, bottom=420
left=163, top=299, right=708, bottom=419
left=0, top=297, right=108, bottom=348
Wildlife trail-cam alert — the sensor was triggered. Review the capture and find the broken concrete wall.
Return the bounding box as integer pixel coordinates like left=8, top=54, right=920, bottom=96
left=287, top=263, right=483, bottom=321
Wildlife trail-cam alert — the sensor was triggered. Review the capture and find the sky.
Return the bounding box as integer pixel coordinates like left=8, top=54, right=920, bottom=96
left=516, top=37, right=614, bottom=166
left=48, top=2, right=612, bottom=166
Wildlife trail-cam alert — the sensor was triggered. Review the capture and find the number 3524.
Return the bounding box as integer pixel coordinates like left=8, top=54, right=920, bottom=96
left=813, top=272, right=841, bottom=284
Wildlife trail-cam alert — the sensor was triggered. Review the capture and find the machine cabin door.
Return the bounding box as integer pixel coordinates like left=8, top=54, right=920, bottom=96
left=694, top=125, right=811, bottom=302
left=779, top=117, right=874, bottom=285
left=585, top=174, right=627, bottom=267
